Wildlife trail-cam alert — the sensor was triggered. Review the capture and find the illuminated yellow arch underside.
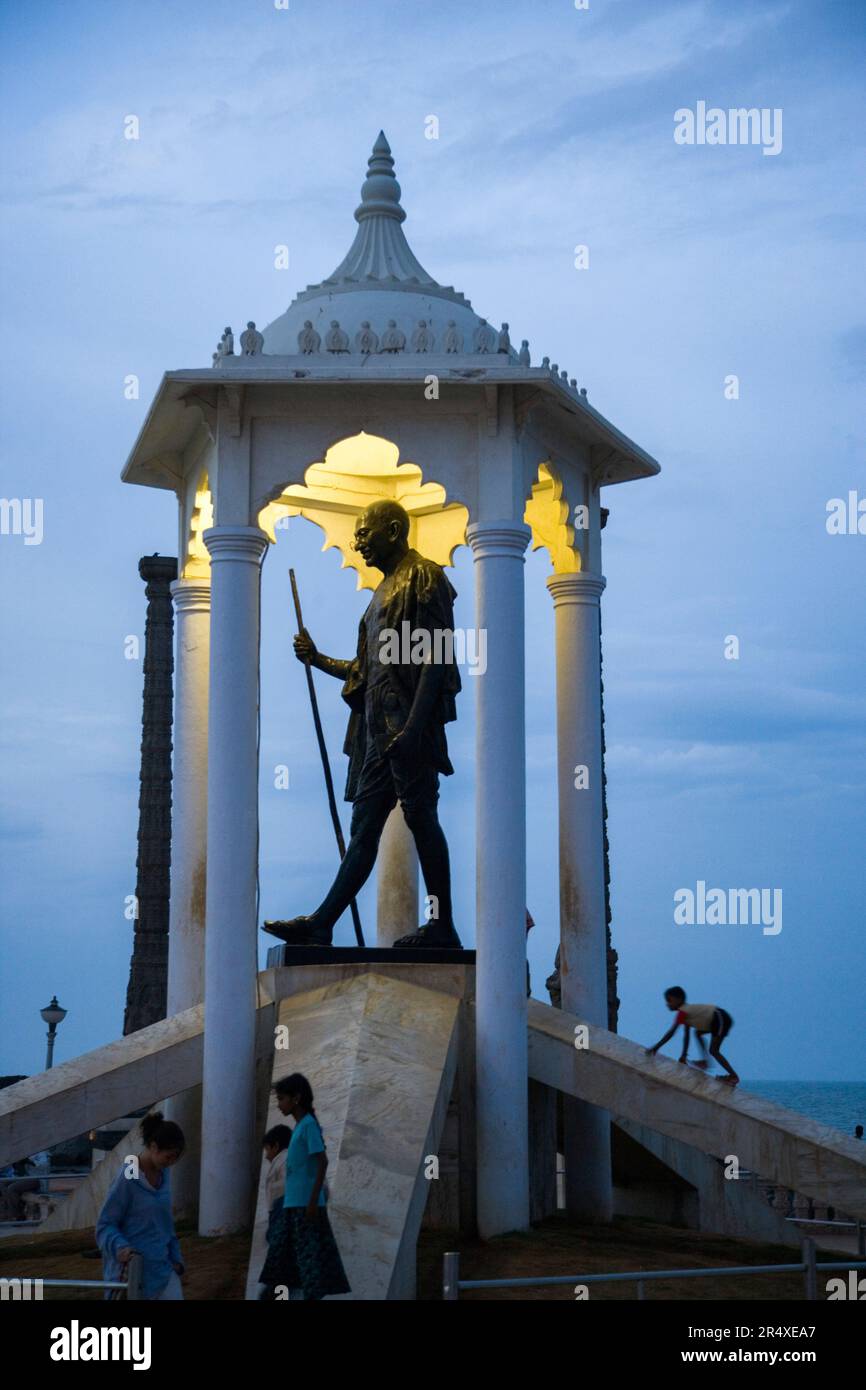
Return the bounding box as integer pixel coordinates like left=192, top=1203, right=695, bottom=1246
left=184, top=475, right=214, bottom=578
left=183, top=444, right=581, bottom=584
left=258, top=433, right=468, bottom=592
left=524, top=462, right=582, bottom=574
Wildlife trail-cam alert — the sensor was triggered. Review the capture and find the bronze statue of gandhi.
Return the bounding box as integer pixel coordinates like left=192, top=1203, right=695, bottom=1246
left=264, top=499, right=462, bottom=949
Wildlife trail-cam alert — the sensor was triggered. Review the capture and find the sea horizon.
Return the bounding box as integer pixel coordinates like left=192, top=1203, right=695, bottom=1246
left=741, top=1081, right=866, bottom=1136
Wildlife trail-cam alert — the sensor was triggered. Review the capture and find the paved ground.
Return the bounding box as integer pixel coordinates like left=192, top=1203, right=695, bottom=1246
left=1, top=1214, right=851, bottom=1301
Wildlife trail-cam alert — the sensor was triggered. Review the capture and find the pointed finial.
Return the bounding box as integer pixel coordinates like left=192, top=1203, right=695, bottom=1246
left=356, top=130, right=405, bottom=224
left=373, top=130, right=391, bottom=157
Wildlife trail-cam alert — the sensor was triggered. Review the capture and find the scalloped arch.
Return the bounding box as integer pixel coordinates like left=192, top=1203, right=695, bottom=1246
left=183, top=472, right=214, bottom=578
left=257, top=431, right=468, bottom=591
left=524, top=461, right=582, bottom=574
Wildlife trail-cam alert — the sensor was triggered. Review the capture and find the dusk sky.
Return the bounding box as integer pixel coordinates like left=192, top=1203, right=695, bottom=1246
left=1, top=0, right=864, bottom=1083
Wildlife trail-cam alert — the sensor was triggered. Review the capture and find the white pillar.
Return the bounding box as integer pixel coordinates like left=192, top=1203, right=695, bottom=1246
left=547, top=571, right=612, bottom=1222
left=377, top=808, right=418, bottom=946
left=167, top=578, right=211, bottom=1017
left=467, top=520, right=531, bottom=1238
left=198, top=526, right=268, bottom=1236
left=165, top=576, right=210, bottom=1215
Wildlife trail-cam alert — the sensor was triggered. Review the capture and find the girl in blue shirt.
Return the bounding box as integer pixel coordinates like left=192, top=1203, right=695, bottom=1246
left=259, top=1073, right=350, bottom=1300
left=96, top=1112, right=185, bottom=1301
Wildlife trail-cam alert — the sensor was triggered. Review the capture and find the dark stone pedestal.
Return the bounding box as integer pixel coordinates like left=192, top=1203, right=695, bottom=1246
left=264, top=944, right=476, bottom=968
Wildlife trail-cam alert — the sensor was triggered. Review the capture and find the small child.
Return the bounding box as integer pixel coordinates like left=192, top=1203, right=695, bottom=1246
left=259, top=1073, right=351, bottom=1301
left=258, top=1124, right=291, bottom=1301
left=646, top=986, right=739, bottom=1085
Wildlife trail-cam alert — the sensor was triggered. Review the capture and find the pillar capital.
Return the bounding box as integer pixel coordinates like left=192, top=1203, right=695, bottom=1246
left=138, top=554, right=178, bottom=586
left=203, top=525, right=269, bottom=565
left=546, top=571, right=606, bottom=606
left=171, top=576, right=212, bottom=613
left=466, top=520, right=531, bottom=561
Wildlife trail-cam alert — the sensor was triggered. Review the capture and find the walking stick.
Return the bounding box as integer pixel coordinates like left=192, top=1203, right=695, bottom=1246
left=289, top=568, right=365, bottom=947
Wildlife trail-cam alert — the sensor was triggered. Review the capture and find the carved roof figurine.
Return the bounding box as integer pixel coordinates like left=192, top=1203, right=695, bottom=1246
left=444, top=321, right=463, bottom=353
left=518, top=340, right=531, bottom=366
left=550, top=363, right=559, bottom=374
left=355, top=321, right=379, bottom=354
left=325, top=320, right=350, bottom=353
left=411, top=319, right=433, bottom=352
left=212, top=350, right=220, bottom=367
left=541, top=355, right=550, bottom=369
left=380, top=320, right=406, bottom=352
left=240, top=321, right=264, bottom=356
left=580, top=387, right=588, bottom=397
left=298, top=320, right=322, bottom=354
left=560, top=369, right=569, bottom=383
left=221, top=327, right=234, bottom=356
left=473, top=320, right=495, bottom=353
left=497, top=322, right=511, bottom=354
left=570, top=378, right=577, bottom=389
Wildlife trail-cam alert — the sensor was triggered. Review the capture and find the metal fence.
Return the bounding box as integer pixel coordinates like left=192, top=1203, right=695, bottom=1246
left=442, top=1240, right=866, bottom=1301
left=1, top=1253, right=144, bottom=1300
left=787, top=1217, right=866, bottom=1256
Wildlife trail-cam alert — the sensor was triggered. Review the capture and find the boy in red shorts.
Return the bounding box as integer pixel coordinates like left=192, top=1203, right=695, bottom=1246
left=646, top=986, right=739, bottom=1085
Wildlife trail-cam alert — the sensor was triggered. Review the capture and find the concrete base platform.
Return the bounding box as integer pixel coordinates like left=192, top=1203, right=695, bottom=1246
left=246, top=967, right=470, bottom=1300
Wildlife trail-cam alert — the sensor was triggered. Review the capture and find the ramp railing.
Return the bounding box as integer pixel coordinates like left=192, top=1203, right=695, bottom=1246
left=442, top=1242, right=866, bottom=1301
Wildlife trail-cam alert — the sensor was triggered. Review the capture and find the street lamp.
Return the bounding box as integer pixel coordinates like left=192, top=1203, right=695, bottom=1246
left=40, top=996, right=67, bottom=1070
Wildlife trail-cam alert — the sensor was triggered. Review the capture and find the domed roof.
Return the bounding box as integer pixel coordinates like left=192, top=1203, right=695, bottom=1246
left=261, top=132, right=513, bottom=361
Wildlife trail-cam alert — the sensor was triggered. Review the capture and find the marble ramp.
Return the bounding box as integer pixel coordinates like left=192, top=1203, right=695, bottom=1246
left=0, top=1005, right=203, bottom=1169
left=529, top=998, right=866, bottom=1217
left=37, top=1121, right=148, bottom=1235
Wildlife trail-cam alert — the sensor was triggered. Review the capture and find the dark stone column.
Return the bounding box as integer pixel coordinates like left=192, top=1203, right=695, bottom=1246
left=599, top=508, right=619, bottom=1032
left=123, top=555, right=178, bottom=1035
left=600, top=615, right=619, bottom=1032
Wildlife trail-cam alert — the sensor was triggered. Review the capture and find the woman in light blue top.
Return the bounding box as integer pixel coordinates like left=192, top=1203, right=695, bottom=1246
left=96, top=1111, right=185, bottom=1301
left=259, top=1073, right=350, bottom=1300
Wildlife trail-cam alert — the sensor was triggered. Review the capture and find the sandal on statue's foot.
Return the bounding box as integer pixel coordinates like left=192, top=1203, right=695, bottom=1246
left=262, top=917, right=334, bottom=946
left=392, top=924, right=463, bottom=949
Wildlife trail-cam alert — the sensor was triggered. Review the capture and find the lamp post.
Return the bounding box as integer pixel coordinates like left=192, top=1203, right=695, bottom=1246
left=40, top=996, right=67, bottom=1070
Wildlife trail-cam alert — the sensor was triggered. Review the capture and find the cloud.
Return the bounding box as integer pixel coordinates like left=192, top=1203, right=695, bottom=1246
left=836, top=325, right=866, bottom=381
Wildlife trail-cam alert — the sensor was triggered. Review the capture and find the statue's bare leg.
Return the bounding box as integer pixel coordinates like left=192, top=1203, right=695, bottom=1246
left=392, top=780, right=462, bottom=949
left=263, top=790, right=394, bottom=944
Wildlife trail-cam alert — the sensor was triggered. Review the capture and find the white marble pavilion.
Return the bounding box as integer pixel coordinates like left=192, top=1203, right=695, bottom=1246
left=122, top=132, right=659, bottom=1239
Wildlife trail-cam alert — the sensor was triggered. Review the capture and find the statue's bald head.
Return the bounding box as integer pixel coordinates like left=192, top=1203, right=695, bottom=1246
left=352, top=499, right=411, bottom=574
left=361, top=499, right=410, bottom=541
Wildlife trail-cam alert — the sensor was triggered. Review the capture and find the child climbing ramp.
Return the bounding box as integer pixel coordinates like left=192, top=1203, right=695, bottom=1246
left=645, top=986, right=740, bottom=1086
